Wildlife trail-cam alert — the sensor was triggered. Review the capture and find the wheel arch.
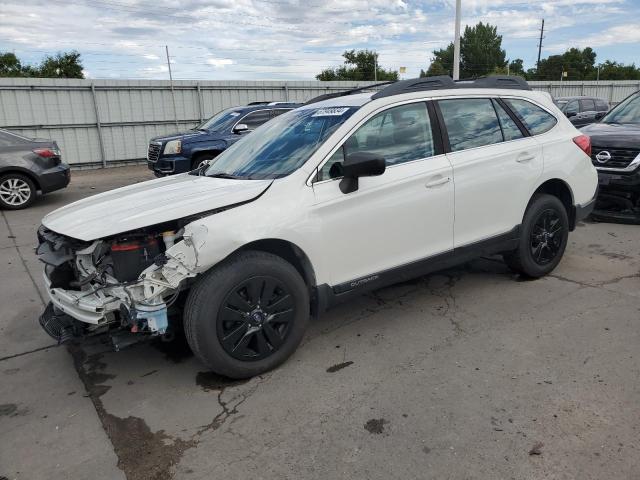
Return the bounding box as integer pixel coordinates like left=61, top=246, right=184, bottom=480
left=233, top=238, right=320, bottom=316
left=531, top=178, right=577, bottom=229
left=0, top=167, right=41, bottom=191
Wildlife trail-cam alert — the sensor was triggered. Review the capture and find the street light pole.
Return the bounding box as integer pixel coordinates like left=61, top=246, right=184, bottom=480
left=166, top=45, right=179, bottom=130
left=453, top=0, right=462, bottom=80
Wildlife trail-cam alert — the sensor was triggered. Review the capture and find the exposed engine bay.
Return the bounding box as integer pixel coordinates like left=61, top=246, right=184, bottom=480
left=36, top=221, right=201, bottom=346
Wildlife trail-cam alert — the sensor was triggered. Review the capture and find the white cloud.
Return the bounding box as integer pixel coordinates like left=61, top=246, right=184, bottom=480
left=205, top=58, right=233, bottom=68
left=0, top=0, right=637, bottom=79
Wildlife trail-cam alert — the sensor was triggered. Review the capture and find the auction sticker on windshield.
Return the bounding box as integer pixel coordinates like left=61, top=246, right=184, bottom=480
left=312, top=107, right=350, bottom=117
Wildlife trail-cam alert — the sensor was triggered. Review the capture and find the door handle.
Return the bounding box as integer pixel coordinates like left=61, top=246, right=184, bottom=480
left=425, top=177, right=451, bottom=188
left=516, top=153, right=535, bottom=163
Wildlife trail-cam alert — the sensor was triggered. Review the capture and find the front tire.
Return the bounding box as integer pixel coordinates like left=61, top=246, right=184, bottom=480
left=184, top=251, right=310, bottom=379
left=503, top=194, right=569, bottom=278
left=191, top=152, right=218, bottom=171
left=0, top=173, right=36, bottom=210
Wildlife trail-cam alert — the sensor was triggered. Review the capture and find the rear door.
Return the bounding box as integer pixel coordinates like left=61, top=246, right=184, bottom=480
left=436, top=97, right=543, bottom=247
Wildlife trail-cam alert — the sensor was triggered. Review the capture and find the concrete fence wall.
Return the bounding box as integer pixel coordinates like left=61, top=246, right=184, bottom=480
left=1, top=78, right=639, bottom=167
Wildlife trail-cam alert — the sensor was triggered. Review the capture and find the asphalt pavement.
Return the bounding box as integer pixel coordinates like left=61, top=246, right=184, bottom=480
left=1, top=165, right=639, bottom=480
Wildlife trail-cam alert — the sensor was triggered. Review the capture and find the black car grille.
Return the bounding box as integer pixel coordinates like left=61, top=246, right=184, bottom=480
left=591, top=146, right=640, bottom=170
left=147, top=143, right=161, bottom=162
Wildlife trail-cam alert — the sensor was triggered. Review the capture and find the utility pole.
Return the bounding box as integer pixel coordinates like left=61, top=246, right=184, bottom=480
left=453, top=0, right=462, bottom=80
left=536, top=19, right=545, bottom=77
left=374, top=53, right=378, bottom=82
left=165, top=45, right=179, bottom=129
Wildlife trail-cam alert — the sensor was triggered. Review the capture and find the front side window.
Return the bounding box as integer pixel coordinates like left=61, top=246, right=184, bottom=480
left=504, top=99, right=557, bottom=135
left=595, top=99, right=609, bottom=112
left=203, top=106, right=358, bottom=180
left=601, top=93, right=640, bottom=125
left=439, top=98, right=502, bottom=152
left=240, top=110, right=272, bottom=130
left=318, top=102, right=434, bottom=181
left=271, top=109, right=292, bottom=118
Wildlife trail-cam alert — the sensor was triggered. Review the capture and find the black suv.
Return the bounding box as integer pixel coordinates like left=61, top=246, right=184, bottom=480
left=147, top=102, right=300, bottom=176
left=555, top=96, right=609, bottom=127
left=581, top=91, right=640, bottom=223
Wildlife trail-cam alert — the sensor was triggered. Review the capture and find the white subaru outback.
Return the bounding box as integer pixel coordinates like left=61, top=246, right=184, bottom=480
left=37, top=76, right=597, bottom=378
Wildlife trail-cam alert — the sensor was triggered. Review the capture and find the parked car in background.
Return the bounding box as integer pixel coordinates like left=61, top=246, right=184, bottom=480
left=147, top=101, right=301, bottom=176
left=581, top=91, right=640, bottom=223
left=38, top=76, right=597, bottom=378
left=555, top=96, right=609, bottom=127
left=0, top=129, right=70, bottom=210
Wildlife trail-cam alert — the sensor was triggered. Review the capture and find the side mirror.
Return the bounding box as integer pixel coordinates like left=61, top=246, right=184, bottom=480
left=339, top=152, right=386, bottom=194
left=566, top=111, right=577, bottom=118
left=233, top=123, right=249, bottom=134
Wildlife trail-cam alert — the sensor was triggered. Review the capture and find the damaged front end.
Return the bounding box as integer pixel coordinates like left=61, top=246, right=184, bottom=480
left=37, top=223, right=201, bottom=347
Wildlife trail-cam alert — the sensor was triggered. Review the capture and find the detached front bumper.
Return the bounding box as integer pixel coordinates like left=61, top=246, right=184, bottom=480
left=43, top=270, right=117, bottom=325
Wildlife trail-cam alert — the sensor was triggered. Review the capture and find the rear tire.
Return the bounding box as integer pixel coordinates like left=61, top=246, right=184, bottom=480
left=0, top=173, right=36, bottom=210
left=503, top=194, right=569, bottom=278
left=184, top=251, right=310, bottom=379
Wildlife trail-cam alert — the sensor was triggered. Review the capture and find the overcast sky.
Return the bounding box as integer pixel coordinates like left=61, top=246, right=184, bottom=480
left=1, top=0, right=639, bottom=80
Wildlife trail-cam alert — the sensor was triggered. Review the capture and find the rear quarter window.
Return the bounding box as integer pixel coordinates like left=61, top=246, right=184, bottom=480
left=504, top=99, right=557, bottom=135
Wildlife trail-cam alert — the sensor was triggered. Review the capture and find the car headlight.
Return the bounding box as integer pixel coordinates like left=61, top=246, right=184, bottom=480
left=163, top=140, right=181, bottom=155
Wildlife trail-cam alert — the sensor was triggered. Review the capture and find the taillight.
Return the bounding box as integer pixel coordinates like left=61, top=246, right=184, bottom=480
left=33, top=148, right=59, bottom=158
left=572, top=135, right=591, bottom=157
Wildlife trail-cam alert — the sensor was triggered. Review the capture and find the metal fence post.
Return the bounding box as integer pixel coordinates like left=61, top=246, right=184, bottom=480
left=90, top=83, right=107, bottom=168
left=284, top=82, right=289, bottom=102
left=196, top=82, right=204, bottom=122
left=609, top=83, right=614, bottom=103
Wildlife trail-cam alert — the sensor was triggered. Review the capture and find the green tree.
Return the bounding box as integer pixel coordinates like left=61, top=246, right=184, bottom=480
left=0, top=52, right=24, bottom=77
left=0, top=51, right=84, bottom=78
left=508, top=58, right=525, bottom=77
left=37, top=51, right=84, bottom=78
left=536, top=47, right=596, bottom=80
left=424, top=22, right=506, bottom=79
left=316, top=50, right=398, bottom=81
left=587, top=60, right=640, bottom=80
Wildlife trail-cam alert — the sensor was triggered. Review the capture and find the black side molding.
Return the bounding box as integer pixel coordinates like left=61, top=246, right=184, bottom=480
left=316, top=226, right=520, bottom=310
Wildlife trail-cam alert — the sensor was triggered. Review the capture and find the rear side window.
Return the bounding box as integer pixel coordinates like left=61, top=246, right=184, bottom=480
left=0, top=130, right=29, bottom=147
left=492, top=100, right=524, bottom=142
left=504, top=99, right=557, bottom=135
left=438, top=98, right=502, bottom=152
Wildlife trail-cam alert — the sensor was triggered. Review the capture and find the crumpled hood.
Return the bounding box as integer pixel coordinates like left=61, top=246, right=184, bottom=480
left=42, top=174, right=272, bottom=241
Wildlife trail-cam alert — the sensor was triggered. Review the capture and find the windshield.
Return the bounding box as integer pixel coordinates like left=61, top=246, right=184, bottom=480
left=196, top=108, right=243, bottom=131
left=203, top=106, right=359, bottom=180
left=601, top=93, right=640, bottom=124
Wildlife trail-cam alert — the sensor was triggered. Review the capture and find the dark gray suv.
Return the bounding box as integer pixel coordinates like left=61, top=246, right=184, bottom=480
left=555, top=96, right=609, bottom=127
left=0, top=129, right=70, bottom=209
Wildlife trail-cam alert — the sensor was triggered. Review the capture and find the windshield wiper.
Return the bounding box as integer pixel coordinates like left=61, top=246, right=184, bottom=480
left=208, top=172, right=244, bottom=179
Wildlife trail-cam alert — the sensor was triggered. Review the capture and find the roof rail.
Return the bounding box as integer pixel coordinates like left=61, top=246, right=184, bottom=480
left=304, top=81, right=395, bottom=105
left=371, top=75, right=530, bottom=100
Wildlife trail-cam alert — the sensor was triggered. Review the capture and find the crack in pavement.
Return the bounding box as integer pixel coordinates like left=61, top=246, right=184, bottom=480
left=1, top=210, right=46, bottom=307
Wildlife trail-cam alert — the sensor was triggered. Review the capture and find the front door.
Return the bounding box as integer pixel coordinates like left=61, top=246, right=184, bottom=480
left=311, top=101, right=454, bottom=287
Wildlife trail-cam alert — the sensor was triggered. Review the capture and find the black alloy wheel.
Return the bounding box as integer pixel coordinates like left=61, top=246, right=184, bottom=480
left=218, top=275, right=295, bottom=361
left=529, top=208, right=564, bottom=265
